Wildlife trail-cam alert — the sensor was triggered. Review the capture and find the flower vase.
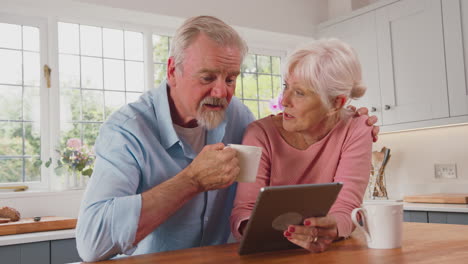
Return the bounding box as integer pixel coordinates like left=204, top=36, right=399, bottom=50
left=68, top=170, right=80, bottom=189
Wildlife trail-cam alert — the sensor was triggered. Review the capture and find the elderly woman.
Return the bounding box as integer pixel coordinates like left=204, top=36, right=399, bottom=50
left=230, top=38, right=373, bottom=253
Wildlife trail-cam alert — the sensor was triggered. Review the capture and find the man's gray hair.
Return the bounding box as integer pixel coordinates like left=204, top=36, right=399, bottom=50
left=170, top=16, right=248, bottom=70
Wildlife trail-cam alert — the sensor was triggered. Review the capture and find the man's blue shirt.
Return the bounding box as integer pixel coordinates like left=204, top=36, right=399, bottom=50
left=76, top=81, right=254, bottom=261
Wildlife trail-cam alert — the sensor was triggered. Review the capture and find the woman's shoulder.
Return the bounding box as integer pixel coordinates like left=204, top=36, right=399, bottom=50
left=338, top=114, right=373, bottom=141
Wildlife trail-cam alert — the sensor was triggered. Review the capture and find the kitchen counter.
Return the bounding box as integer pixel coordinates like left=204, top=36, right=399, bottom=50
left=76, top=223, right=468, bottom=264
left=404, top=202, right=468, bottom=213
left=0, top=229, right=75, bottom=246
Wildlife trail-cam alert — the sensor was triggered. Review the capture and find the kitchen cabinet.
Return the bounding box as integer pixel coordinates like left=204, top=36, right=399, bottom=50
left=318, top=11, right=382, bottom=126
left=0, top=238, right=81, bottom=264
left=442, top=0, right=468, bottom=117
left=319, top=0, right=468, bottom=132
left=404, top=210, right=468, bottom=224
left=376, top=0, right=449, bottom=125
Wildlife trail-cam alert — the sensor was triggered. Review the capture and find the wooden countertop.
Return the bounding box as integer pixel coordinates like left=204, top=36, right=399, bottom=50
left=80, top=223, right=468, bottom=264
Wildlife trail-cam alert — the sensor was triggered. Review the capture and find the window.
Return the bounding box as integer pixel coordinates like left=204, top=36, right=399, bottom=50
left=237, top=54, right=282, bottom=119
left=0, top=21, right=44, bottom=184
left=58, top=22, right=145, bottom=150
left=0, top=16, right=284, bottom=187
left=152, top=35, right=171, bottom=87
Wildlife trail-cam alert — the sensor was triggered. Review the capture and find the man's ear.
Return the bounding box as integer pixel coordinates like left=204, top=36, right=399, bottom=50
left=327, top=95, right=347, bottom=116
left=167, top=56, right=177, bottom=87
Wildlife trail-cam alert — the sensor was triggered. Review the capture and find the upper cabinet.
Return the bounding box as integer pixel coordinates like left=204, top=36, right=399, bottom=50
left=376, top=0, right=448, bottom=124
left=319, top=0, right=468, bottom=132
left=442, top=0, right=468, bottom=117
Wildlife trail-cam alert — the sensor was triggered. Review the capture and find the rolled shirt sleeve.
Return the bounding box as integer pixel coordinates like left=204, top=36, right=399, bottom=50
left=76, top=120, right=144, bottom=262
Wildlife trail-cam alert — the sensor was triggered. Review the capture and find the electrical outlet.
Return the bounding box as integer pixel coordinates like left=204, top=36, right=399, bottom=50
left=434, top=164, right=457, bottom=179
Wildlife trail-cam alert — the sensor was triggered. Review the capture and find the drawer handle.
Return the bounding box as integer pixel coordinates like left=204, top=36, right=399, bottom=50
left=384, top=105, right=391, bottom=110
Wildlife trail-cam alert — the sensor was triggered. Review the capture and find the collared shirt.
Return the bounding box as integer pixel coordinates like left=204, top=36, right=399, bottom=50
left=76, top=81, right=255, bottom=262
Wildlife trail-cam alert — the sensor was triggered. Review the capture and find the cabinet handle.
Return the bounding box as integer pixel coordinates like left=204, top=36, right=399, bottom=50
left=371, top=107, right=377, bottom=112
left=384, top=105, right=391, bottom=110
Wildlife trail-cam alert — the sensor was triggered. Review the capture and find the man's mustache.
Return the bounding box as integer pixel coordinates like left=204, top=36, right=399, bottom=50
left=199, top=97, right=228, bottom=109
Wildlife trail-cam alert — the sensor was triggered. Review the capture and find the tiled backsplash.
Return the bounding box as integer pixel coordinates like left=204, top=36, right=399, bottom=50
left=373, top=124, right=468, bottom=199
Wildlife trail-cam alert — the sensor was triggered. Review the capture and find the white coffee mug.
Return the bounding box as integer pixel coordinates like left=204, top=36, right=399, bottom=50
left=351, top=202, right=403, bottom=249
left=226, top=144, right=262, bottom=182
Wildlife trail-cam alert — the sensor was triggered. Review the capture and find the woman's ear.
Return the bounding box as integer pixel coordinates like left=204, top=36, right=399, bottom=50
left=327, top=95, right=347, bottom=116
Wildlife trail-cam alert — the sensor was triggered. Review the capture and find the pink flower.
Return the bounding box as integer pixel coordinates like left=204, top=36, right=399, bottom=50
left=66, top=138, right=82, bottom=150
left=268, top=92, right=284, bottom=113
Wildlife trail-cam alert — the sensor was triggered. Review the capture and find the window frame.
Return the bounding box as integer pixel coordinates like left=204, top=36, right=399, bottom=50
left=0, top=12, right=50, bottom=190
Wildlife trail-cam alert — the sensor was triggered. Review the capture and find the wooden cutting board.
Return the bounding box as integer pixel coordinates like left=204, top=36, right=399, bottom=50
left=404, top=193, right=468, bottom=204
left=0, top=216, right=77, bottom=236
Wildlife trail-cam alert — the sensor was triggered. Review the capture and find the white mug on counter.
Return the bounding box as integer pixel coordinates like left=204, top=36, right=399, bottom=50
left=226, top=144, right=262, bottom=183
left=351, top=202, right=403, bottom=249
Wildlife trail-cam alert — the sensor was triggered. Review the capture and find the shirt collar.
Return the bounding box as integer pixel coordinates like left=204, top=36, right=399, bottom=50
left=152, top=80, right=228, bottom=152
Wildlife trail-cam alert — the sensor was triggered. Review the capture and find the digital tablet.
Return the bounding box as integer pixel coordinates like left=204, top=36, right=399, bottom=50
left=238, top=182, right=343, bottom=255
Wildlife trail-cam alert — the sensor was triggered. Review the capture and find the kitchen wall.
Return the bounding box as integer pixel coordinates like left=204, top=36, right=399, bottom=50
left=373, top=124, right=468, bottom=199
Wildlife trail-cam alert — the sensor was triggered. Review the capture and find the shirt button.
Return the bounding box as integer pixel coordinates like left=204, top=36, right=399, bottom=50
left=204, top=217, right=209, bottom=221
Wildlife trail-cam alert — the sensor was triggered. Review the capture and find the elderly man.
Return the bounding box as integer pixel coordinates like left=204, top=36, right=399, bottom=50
left=76, top=16, right=378, bottom=262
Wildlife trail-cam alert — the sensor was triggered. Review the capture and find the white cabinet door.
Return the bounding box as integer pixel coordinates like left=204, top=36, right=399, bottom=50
left=442, top=0, right=468, bottom=117
left=319, top=11, right=382, bottom=125
left=376, top=0, right=449, bottom=124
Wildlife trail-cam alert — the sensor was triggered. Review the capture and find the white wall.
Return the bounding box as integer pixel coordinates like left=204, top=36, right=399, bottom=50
left=374, top=124, right=468, bottom=199
left=76, top=0, right=327, bottom=37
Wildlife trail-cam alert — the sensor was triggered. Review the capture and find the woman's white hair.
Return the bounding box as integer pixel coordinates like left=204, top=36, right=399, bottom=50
left=284, top=38, right=366, bottom=112
left=170, top=16, right=248, bottom=70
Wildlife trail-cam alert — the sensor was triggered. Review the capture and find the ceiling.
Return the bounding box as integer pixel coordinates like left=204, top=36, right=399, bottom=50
left=75, top=0, right=328, bottom=37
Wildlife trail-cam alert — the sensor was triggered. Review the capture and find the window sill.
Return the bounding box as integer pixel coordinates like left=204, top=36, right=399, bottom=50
left=0, top=189, right=85, bottom=199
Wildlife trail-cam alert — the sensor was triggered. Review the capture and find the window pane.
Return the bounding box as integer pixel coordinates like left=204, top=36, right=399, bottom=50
left=58, top=22, right=79, bottom=54
left=83, top=123, right=101, bottom=147
left=80, top=25, right=102, bottom=57
left=0, top=23, right=21, bottom=49
left=242, top=73, right=258, bottom=99
left=0, top=85, right=22, bottom=120
left=59, top=54, right=80, bottom=88
left=23, top=51, right=40, bottom=86
left=0, top=121, right=23, bottom=156
left=154, top=63, right=166, bottom=87
left=126, top=92, right=141, bottom=104
left=0, top=49, right=22, bottom=85
left=257, top=55, right=271, bottom=74
left=152, top=35, right=169, bottom=63
left=23, top=26, right=40, bottom=52
left=81, top=57, right=103, bottom=89
left=258, top=75, right=273, bottom=99
left=23, top=86, right=41, bottom=122
left=25, top=157, right=41, bottom=182
left=82, top=90, right=104, bottom=121
left=125, top=31, right=143, bottom=61
left=242, top=54, right=256, bottom=73
left=273, top=75, right=282, bottom=97
left=272, top=57, right=281, bottom=75
left=243, top=100, right=259, bottom=119
left=104, top=91, right=125, bottom=118
left=104, top=59, right=125, bottom=91
left=235, top=75, right=243, bottom=98
left=60, top=88, right=81, bottom=122
left=103, top=28, right=124, bottom=59
left=24, top=122, right=40, bottom=156
left=259, top=100, right=272, bottom=118
left=125, top=61, right=144, bottom=92
left=60, top=123, right=81, bottom=147
left=0, top=159, right=22, bottom=183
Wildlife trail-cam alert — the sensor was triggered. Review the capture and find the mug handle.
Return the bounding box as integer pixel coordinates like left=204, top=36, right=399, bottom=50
left=351, top=208, right=371, bottom=243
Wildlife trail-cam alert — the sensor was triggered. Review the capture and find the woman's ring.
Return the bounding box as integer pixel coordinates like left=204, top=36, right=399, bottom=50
left=312, top=236, right=318, bottom=243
